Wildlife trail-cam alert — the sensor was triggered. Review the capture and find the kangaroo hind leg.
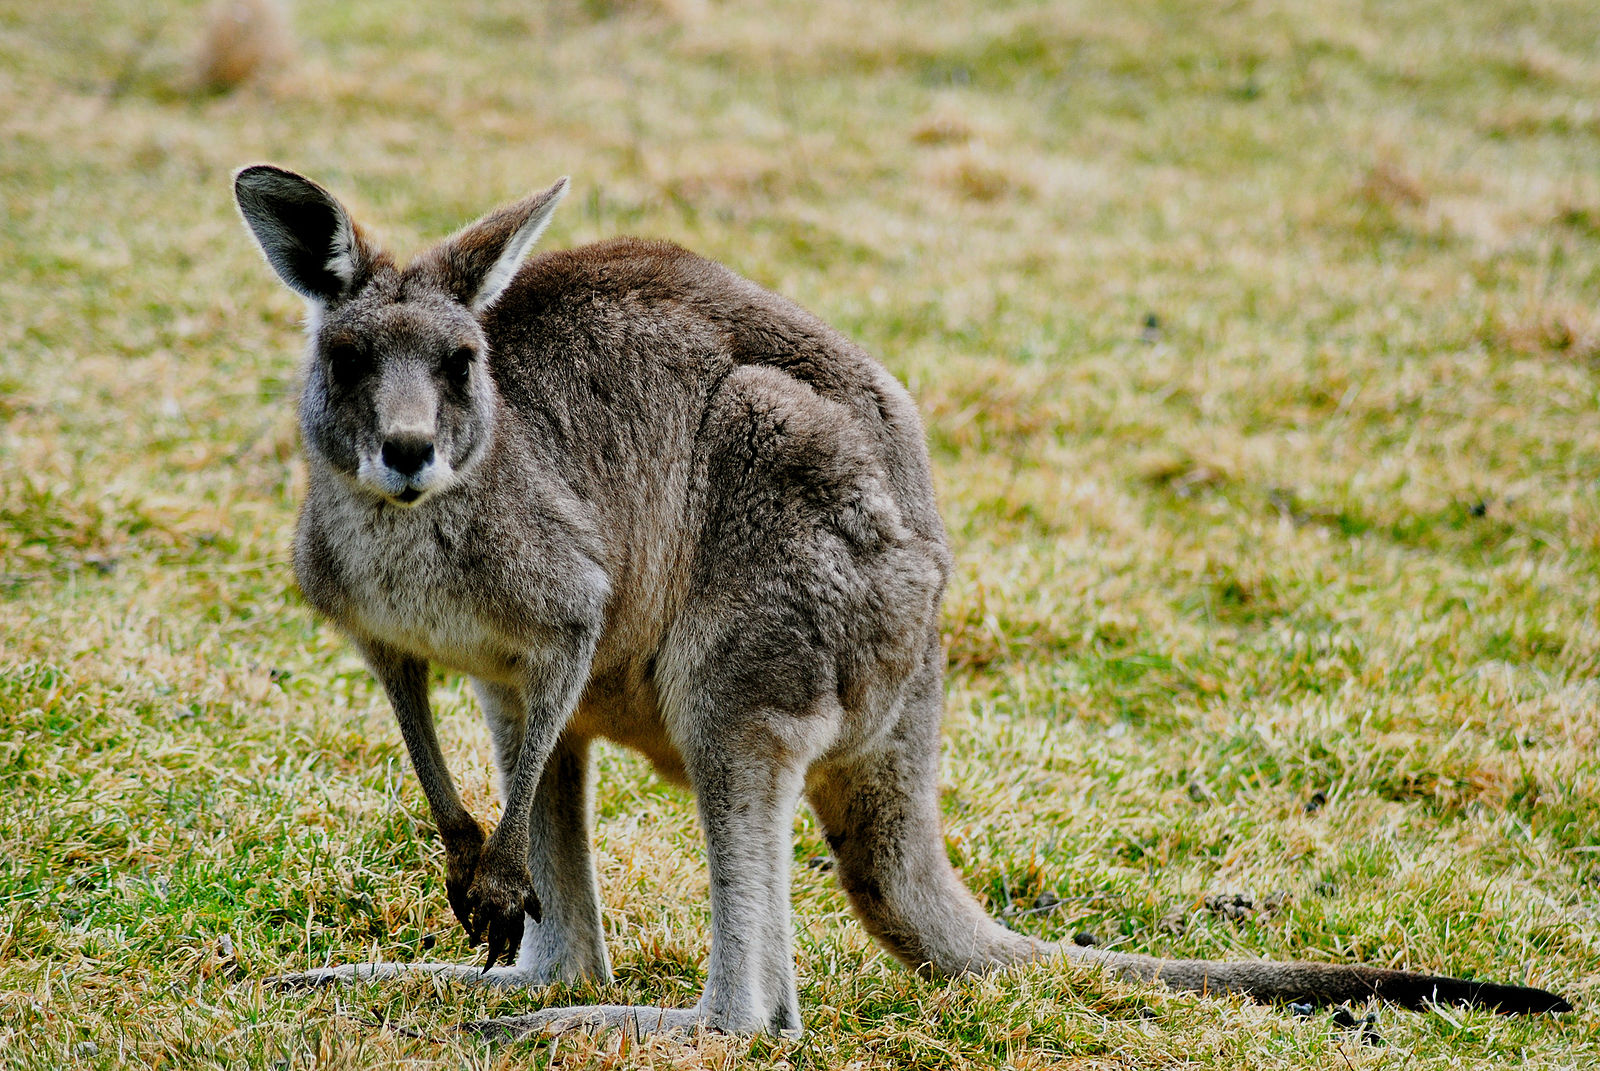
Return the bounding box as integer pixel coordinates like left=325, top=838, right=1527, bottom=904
left=458, top=647, right=826, bottom=1039
left=808, top=642, right=1048, bottom=978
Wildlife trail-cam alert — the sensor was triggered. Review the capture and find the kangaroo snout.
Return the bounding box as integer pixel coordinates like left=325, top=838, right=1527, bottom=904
left=382, top=435, right=435, bottom=478
left=368, top=428, right=443, bottom=505
left=363, top=365, right=457, bottom=504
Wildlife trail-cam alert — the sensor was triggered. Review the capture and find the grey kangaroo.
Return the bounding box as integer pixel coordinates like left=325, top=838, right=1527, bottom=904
left=233, top=164, right=1570, bottom=1037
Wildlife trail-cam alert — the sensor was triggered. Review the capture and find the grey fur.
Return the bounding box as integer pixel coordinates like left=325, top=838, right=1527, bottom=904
left=233, top=165, right=1571, bottom=1036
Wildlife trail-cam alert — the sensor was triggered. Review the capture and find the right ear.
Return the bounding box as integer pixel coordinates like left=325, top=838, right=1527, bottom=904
left=233, top=165, right=371, bottom=305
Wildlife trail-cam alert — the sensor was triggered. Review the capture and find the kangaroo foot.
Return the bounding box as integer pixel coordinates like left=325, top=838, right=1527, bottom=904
left=459, top=1004, right=727, bottom=1041
left=267, top=961, right=549, bottom=989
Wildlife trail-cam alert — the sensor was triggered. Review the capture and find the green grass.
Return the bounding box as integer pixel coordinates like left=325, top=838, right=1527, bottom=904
left=3, top=0, right=1599, bottom=1066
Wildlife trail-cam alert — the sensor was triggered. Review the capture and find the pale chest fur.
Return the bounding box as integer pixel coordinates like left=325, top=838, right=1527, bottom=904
left=296, top=486, right=542, bottom=685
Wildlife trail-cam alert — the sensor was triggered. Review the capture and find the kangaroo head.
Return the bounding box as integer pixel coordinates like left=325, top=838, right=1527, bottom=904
left=233, top=165, right=567, bottom=506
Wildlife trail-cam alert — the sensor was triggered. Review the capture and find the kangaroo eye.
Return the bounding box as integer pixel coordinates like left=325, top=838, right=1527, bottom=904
left=326, top=342, right=370, bottom=388
left=444, top=345, right=475, bottom=387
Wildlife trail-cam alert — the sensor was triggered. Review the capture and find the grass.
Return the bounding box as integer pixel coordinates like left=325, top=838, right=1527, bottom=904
left=2, top=0, right=1599, bottom=1066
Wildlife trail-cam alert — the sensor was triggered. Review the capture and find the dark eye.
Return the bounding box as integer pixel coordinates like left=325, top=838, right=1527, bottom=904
left=325, top=342, right=369, bottom=388
left=443, top=345, right=475, bottom=387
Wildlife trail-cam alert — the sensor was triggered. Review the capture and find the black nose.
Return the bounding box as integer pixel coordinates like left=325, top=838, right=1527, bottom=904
left=381, top=436, right=435, bottom=477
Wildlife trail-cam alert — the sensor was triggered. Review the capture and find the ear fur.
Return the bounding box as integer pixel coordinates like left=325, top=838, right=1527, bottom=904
left=233, top=164, right=369, bottom=305
left=431, top=178, right=569, bottom=312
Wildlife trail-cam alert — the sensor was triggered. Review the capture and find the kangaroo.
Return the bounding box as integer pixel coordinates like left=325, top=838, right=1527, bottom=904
left=232, top=164, right=1571, bottom=1038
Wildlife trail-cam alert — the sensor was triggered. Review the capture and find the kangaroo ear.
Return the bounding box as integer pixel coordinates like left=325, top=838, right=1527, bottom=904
left=233, top=165, right=371, bottom=305
left=430, top=178, right=568, bottom=312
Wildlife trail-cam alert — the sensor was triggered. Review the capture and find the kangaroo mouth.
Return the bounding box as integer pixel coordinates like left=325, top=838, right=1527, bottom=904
left=393, top=486, right=424, bottom=505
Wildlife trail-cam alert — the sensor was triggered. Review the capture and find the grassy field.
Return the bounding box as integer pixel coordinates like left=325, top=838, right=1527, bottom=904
left=3, top=0, right=1600, bottom=1066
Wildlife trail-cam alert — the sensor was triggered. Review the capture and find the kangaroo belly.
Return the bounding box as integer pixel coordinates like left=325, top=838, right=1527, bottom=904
left=571, top=666, right=690, bottom=785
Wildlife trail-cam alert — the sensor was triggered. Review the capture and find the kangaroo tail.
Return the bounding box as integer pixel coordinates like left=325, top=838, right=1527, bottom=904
left=808, top=667, right=1571, bottom=1015
left=1057, top=944, right=1572, bottom=1014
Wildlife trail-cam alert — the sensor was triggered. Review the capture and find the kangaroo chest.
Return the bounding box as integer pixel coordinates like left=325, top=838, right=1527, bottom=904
left=298, top=495, right=541, bottom=684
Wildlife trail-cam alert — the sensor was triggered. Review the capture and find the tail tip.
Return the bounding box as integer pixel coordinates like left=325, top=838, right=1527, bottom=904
left=1432, top=980, right=1573, bottom=1016
left=1524, top=990, right=1574, bottom=1016
left=1473, top=982, right=1572, bottom=1016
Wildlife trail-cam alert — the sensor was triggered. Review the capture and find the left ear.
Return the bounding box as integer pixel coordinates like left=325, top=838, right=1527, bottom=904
left=428, top=178, right=568, bottom=312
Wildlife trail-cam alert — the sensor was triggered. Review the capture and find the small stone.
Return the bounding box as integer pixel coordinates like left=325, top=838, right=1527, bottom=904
left=1330, top=1006, right=1361, bottom=1030
left=1304, top=790, right=1327, bottom=814
left=1204, top=892, right=1254, bottom=919
left=75, top=1042, right=99, bottom=1057
left=1288, top=1002, right=1315, bottom=1018
left=1072, top=931, right=1099, bottom=947
left=1140, top=312, right=1162, bottom=344
left=1031, top=890, right=1060, bottom=913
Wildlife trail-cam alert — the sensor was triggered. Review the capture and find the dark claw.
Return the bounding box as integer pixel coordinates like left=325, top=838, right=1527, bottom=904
left=447, top=881, right=473, bottom=934
left=479, top=896, right=536, bottom=973
left=483, top=930, right=505, bottom=973
left=524, top=890, right=542, bottom=924
left=442, top=820, right=487, bottom=939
